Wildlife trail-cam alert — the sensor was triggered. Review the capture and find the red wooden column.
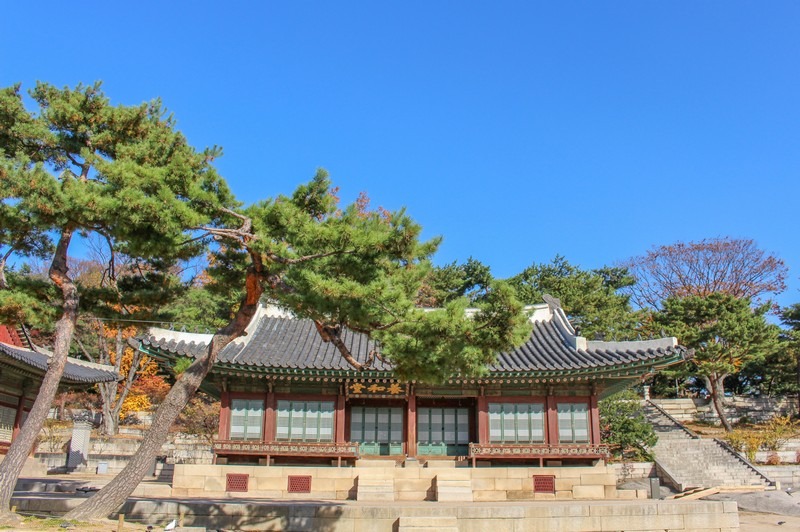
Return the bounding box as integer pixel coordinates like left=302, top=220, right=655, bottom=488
left=406, top=392, right=417, bottom=457
left=546, top=394, right=558, bottom=444
left=476, top=394, right=488, bottom=444
left=335, top=394, right=346, bottom=443
left=264, top=389, right=276, bottom=443
left=11, top=394, right=26, bottom=442
left=589, top=394, right=600, bottom=445
left=218, top=390, right=231, bottom=440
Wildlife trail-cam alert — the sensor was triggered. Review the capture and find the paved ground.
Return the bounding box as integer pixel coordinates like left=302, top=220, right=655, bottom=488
left=739, top=512, right=800, bottom=531
left=710, top=490, right=800, bottom=531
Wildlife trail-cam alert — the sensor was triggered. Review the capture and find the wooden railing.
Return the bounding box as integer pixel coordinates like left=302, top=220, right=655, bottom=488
left=468, top=443, right=609, bottom=466
left=213, top=440, right=359, bottom=466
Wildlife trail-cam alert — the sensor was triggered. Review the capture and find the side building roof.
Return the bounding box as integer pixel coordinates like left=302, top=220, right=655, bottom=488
left=137, top=301, right=688, bottom=380
left=0, top=342, right=120, bottom=385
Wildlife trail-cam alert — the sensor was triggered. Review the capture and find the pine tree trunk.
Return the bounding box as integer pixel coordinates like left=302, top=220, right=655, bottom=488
left=0, top=229, right=77, bottom=518
left=64, top=263, right=263, bottom=521
left=706, top=374, right=733, bottom=432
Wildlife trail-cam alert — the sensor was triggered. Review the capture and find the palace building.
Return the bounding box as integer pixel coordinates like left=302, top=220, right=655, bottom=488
left=137, top=298, right=686, bottom=470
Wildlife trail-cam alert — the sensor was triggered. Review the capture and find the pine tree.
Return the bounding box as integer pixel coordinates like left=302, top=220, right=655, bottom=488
left=655, top=294, right=780, bottom=431
left=0, top=82, right=235, bottom=521
left=64, top=171, right=531, bottom=520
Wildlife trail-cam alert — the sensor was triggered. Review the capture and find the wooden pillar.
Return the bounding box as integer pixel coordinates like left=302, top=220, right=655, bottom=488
left=335, top=394, right=346, bottom=443
left=264, top=388, right=276, bottom=443
left=476, top=394, right=488, bottom=444
left=11, top=392, right=26, bottom=442
left=218, top=390, right=231, bottom=440
left=546, top=393, right=558, bottom=445
left=406, top=392, right=417, bottom=457
left=589, top=394, right=600, bottom=445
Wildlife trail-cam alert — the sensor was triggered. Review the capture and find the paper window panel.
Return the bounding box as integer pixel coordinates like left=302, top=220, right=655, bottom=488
left=443, top=411, right=456, bottom=443
left=230, top=399, right=249, bottom=440
left=531, top=405, right=545, bottom=442
left=276, top=401, right=291, bottom=440
left=305, top=402, right=319, bottom=438
left=318, top=402, right=334, bottom=441
left=502, top=410, right=515, bottom=440
left=245, top=400, right=263, bottom=440
left=457, top=408, right=469, bottom=443
left=0, top=405, right=14, bottom=442
left=516, top=411, right=531, bottom=441
left=557, top=404, right=573, bottom=441
left=573, top=406, right=589, bottom=443
left=289, top=402, right=306, bottom=439
left=350, top=407, right=363, bottom=441
left=417, top=408, right=430, bottom=442
left=488, top=404, right=502, bottom=442
left=390, top=409, right=403, bottom=441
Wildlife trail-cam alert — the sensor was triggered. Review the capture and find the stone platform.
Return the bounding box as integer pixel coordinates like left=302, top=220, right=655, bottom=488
left=10, top=493, right=740, bottom=531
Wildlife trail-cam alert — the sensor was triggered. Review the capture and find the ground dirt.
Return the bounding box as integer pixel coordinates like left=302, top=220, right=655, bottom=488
left=0, top=516, right=151, bottom=531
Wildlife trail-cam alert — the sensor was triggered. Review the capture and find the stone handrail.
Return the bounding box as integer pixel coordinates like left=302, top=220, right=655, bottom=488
left=646, top=400, right=700, bottom=439
left=653, top=458, right=688, bottom=493
left=712, top=438, right=777, bottom=488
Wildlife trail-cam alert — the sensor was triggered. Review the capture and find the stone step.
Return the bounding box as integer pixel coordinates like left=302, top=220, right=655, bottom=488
left=436, top=477, right=473, bottom=502
left=356, top=476, right=395, bottom=502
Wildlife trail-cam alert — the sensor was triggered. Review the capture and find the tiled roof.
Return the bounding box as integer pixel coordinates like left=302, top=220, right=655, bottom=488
left=139, top=303, right=686, bottom=376
left=0, top=342, right=120, bottom=384
left=488, top=318, right=682, bottom=373
left=141, top=314, right=388, bottom=372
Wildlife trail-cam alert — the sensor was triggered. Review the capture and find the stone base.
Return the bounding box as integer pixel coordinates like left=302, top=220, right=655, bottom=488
left=9, top=496, right=740, bottom=532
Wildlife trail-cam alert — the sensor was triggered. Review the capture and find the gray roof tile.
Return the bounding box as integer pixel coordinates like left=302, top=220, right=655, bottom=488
left=0, top=342, right=120, bottom=384
left=140, top=306, right=685, bottom=375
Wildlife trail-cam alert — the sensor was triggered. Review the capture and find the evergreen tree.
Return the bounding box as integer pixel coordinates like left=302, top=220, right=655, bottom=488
left=599, top=389, right=657, bottom=461
left=65, top=173, right=531, bottom=519
left=506, top=255, right=636, bottom=339
left=654, top=294, right=780, bottom=431
left=0, top=82, right=235, bottom=520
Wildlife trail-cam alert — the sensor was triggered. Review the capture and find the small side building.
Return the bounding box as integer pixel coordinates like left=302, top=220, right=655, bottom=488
left=0, top=325, right=119, bottom=453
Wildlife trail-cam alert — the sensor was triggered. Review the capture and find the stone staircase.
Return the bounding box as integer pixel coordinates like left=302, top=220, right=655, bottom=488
left=356, top=476, right=395, bottom=501
left=644, top=400, right=774, bottom=492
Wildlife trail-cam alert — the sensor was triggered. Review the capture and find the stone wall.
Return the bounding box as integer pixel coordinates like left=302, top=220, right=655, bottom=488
left=9, top=495, right=740, bottom=532
left=650, top=397, right=799, bottom=425
left=172, top=461, right=647, bottom=501
left=758, top=465, right=800, bottom=489
left=609, top=462, right=656, bottom=482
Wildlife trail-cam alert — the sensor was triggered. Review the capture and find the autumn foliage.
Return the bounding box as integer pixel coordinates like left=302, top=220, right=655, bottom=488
left=623, top=238, right=787, bottom=309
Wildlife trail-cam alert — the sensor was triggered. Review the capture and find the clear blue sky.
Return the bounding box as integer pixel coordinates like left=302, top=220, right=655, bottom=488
left=2, top=2, right=799, bottom=307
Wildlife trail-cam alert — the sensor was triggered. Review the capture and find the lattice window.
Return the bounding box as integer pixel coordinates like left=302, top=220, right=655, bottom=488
left=350, top=406, right=403, bottom=445
left=276, top=400, right=334, bottom=442
left=230, top=399, right=264, bottom=441
left=287, top=475, right=312, bottom=493
left=417, top=407, right=469, bottom=444
left=533, top=475, right=555, bottom=494
left=0, top=405, right=15, bottom=443
left=488, top=403, right=545, bottom=443
left=226, top=473, right=249, bottom=492
left=557, top=402, right=589, bottom=443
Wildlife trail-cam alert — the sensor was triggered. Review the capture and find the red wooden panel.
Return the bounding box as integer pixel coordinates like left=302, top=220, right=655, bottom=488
left=226, top=473, right=249, bottom=492
left=533, top=475, right=555, bottom=494
left=287, top=475, right=312, bottom=493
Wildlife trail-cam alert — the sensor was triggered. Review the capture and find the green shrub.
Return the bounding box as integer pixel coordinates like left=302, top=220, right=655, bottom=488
left=599, top=389, right=657, bottom=461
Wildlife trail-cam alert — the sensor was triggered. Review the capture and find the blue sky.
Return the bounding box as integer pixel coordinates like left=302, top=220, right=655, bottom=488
left=2, top=2, right=799, bottom=307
